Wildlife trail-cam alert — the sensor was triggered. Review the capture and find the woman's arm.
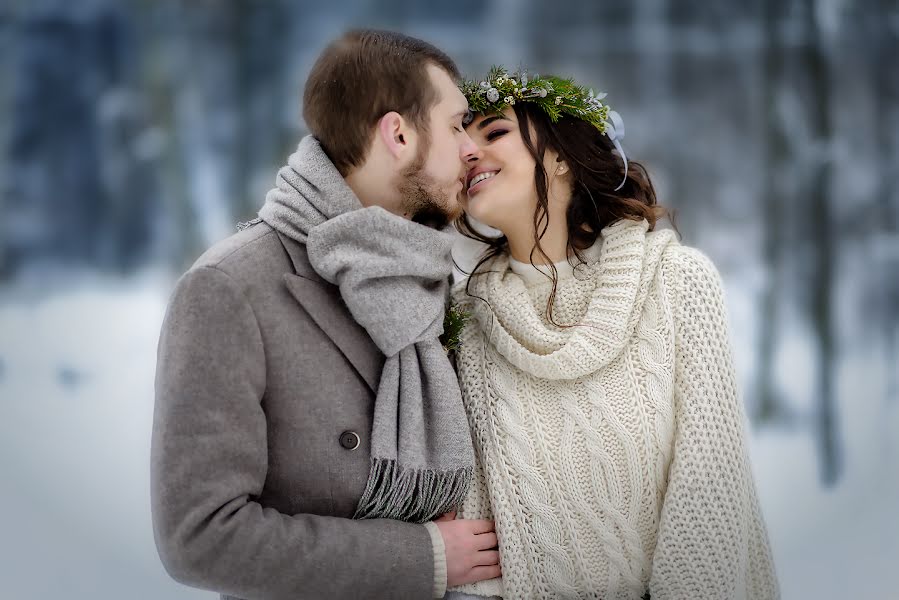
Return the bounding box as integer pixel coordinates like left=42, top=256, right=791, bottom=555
left=649, top=247, right=780, bottom=600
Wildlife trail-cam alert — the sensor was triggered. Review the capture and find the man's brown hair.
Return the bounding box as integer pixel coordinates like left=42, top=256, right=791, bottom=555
left=302, top=29, right=460, bottom=175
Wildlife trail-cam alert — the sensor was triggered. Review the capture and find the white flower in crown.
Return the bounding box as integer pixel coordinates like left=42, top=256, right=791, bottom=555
left=537, top=88, right=548, bottom=97
left=486, top=88, right=500, bottom=103
left=479, top=81, right=489, bottom=89
left=585, top=88, right=608, bottom=112
left=504, top=96, right=514, bottom=104
left=555, top=96, right=563, bottom=105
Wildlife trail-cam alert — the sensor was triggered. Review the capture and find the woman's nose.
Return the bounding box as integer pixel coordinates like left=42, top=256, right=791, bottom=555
left=462, top=136, right=483, bottom=163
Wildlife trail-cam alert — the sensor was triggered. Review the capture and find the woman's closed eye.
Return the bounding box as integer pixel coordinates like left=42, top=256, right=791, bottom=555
left=486, top=129, right=508, bottom=142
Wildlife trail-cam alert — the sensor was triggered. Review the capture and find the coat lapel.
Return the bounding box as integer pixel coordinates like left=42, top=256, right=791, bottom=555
left=277, top=232, right=383, bottom=393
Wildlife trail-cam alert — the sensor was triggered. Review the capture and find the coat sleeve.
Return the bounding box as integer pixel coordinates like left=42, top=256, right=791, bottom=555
left=151, top=264, right=434, bottom=600
left=648, top=248, right=780, bottom=600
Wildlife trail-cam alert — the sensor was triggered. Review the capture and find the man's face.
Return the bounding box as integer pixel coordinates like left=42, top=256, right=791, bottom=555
left=397, top=64, right=478, bottom=227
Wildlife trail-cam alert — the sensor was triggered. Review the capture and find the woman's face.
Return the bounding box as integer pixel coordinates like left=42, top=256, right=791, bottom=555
left=462, top=107, right=570, bottom=234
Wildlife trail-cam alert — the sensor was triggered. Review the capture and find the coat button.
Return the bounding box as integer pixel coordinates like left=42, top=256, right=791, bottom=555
left=339, top=430, right=360, bottom=450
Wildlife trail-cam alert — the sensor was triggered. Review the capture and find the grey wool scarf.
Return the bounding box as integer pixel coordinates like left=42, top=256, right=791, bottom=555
left=258, top=136, right=474, bottom=523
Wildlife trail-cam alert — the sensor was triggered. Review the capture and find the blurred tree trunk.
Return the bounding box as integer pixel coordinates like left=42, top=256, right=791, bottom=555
left=759, top=0, right=841, bottom=484
left=165, top=0, right=243, bottom=256
left=0, top=4, right=12, bottom=278
left=802, top=0, right=840, bottom=486
left=872, top=1, right=899, bottom=405
left=233, top=0, right=291, bottom=221
left=3, top=2, right=148, bottom=274
left=755, top=0, right=789, bottom=425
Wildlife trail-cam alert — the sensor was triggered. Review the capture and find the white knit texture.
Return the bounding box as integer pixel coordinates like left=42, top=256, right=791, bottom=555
left=449, top=218, right=779, bottom=599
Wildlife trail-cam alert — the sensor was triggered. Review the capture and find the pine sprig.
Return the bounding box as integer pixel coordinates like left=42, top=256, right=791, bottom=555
left=440, top=303, right=470, bottom=354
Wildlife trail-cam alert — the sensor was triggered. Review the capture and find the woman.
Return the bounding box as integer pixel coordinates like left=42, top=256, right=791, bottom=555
left=445, top=67, right=779, bottom=599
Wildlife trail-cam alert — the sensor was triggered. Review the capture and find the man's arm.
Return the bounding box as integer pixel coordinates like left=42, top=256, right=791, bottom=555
left=151, top=265, right=434, bottom=599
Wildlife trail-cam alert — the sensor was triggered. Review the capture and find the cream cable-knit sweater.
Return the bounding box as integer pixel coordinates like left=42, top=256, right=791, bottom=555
left=448, top=218, right=779, bottom=600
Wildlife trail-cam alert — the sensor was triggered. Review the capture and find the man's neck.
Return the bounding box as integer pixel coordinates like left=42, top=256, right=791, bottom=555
left=345, top=162, right=405, bottom=217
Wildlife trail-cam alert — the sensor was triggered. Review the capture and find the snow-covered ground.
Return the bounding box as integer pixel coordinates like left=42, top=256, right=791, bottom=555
left=0, top=271, right=896, bottom=599
left=0, top=271, right=211, bottom=600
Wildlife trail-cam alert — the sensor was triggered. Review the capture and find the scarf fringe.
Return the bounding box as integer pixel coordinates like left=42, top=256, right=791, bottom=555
left=353, top=459, right=473, bottom=524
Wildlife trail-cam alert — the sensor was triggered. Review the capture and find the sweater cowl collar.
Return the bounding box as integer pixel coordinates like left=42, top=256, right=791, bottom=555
left=459, top=218, right=678, bottom=380
left=508, top=239, right=604, bottom=286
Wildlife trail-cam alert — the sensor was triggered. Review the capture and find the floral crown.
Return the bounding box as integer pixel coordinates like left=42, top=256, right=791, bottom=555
left=460, top=66, right=628, bottom=190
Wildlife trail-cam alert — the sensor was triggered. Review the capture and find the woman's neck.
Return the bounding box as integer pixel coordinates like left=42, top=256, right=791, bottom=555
left=505, top=212, right=571, bottom=265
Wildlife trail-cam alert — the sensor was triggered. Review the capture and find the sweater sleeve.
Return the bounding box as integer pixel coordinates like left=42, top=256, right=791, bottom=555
left=151, top=265, right=435, bottom=599
left=649, top=247, right=780, bottom=600
left=423, top=521, right=448, bottom=598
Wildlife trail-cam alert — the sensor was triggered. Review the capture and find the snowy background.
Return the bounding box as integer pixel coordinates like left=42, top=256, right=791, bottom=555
left=1, top=1, right=897, bottom=599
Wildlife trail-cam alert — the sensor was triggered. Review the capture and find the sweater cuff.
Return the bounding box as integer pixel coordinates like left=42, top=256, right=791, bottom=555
left=422, top=521, right=448, bottom=598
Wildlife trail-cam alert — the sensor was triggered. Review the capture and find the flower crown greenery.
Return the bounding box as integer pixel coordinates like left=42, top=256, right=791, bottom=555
left=460, top=66, right=629, bottom=189
left=460, top=66, right=619, bottom=137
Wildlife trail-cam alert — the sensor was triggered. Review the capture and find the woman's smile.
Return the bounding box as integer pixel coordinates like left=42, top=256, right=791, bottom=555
left=467, top=169, right=501, bottom=197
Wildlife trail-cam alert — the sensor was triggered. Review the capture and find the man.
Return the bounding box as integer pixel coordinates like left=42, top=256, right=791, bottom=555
left=151, top=30, right=500, bottom=600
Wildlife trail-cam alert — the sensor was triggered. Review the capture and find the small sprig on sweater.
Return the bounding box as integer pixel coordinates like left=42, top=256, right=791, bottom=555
left=440, top=303, right=470, bottom=354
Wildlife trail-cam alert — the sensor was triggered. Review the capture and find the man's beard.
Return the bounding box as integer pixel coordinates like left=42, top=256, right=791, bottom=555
left=396, top=142, right=461, bottom=229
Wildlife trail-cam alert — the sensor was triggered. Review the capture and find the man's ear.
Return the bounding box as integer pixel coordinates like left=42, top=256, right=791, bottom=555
left=377, top=111, right=412, bottom=160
